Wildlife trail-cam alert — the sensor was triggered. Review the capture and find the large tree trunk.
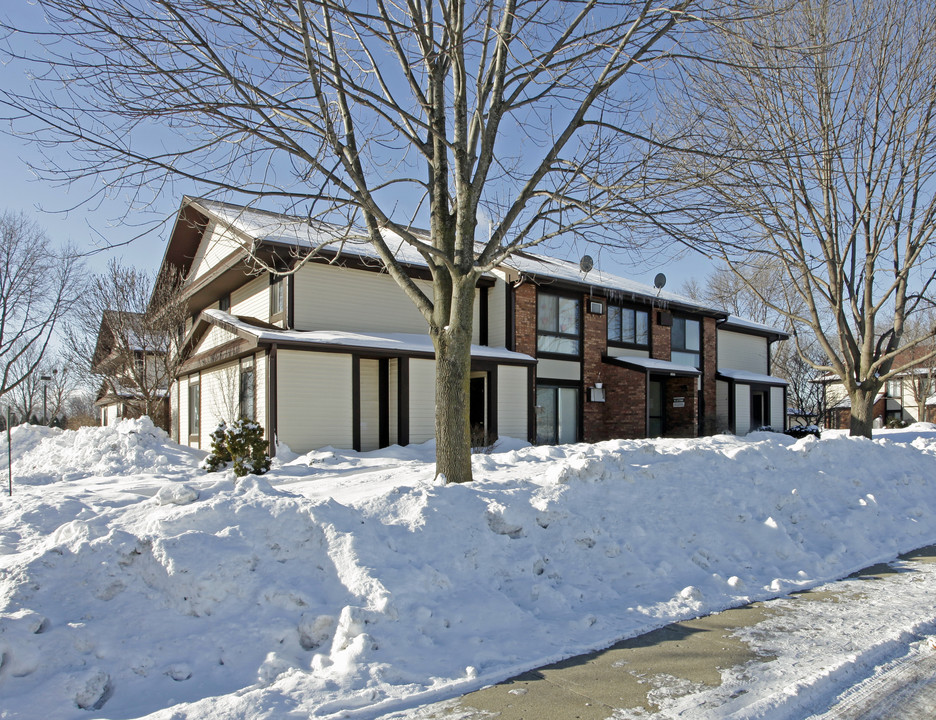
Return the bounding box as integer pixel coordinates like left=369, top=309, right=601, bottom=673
left=430, top=277, right=476, bottom=484
left=849, top=388, right=878, bottom=439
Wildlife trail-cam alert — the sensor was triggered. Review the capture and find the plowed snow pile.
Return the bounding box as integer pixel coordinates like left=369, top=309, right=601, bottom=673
left=1, top=421, right=936, bottom=719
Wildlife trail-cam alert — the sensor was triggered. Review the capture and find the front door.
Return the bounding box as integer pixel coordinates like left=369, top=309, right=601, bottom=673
left=648, top=380, right=664, bottom=437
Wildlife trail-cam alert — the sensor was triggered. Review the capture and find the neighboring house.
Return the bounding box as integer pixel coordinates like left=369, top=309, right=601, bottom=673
left=819, top=348, right=936, bottom=429
left=92, top=310, right=171, bottom=430
left=156, top=197, right=789, bottom=455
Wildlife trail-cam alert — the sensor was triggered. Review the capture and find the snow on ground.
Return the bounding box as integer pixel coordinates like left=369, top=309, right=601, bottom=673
left=1, top=420, right=936, bottom=719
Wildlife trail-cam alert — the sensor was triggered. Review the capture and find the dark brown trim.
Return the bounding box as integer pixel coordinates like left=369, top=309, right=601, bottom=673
left=269, top=344, right=278, bottom=457
left=287, top=273, right=295, bottom=330
left=645, top=372, right=651, bottom=436
left=379, top=358, right=390, bottom=448
left=352, top=354, right=361, bottom=452
left=506, top=285, right=516, bottom=352
left=527, top=365, right=536, bottom=443
left=398, top=357, right=410, bottom=446
left=479, top=286, right=489, bottom=346
left=487, top=365, right=498, bottom=441
left=178, top=338, right=257, bottom=375
left=728, top=379, right=736, bottom=434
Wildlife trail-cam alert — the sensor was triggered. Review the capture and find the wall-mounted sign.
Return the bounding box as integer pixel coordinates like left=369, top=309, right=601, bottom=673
left=673, top=397, right=685, bottom=408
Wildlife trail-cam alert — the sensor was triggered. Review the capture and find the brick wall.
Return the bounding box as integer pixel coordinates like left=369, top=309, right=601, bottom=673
left=651, top=311, right=672, bottom=361
left=514, top=283, right=537, bottom=357
left=699, top=316, right=718, bottom=435
left=663, top=376, right=697, bottom=437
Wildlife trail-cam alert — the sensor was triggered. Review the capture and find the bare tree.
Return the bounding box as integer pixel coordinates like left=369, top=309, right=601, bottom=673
left=0, top=0, right=758, bottom=482
left=659, top=0, right=936, bottom=438
left=66, top=260, right=187, bottom=431
left=0, top=210, right=80, bottom=402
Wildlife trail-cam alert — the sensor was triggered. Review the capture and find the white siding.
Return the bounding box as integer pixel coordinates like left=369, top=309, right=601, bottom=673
left=718, top=330, right=768, bottom=375
left=607, top=347, right=651, bottom=359
left=255, top=352, right=267, bottom=431
left=537, top=358, right=580, bottom=380
left=293, top=263, right=432, bottom=334
left=388, top=359, right=399, bottom=446
left=359, top=358, right=381, bottom=452
left=232, top=275, right=270, bottom=320
left=770, top=386, right=785, bottom=430
left=716, top=380, right=730, bottom=433
left=179, top=375, right=191, bottom=445
left=735, top=385, right=751, bottom=435
left=201, top=361, right=240, bottom=433
left=408, top=358, right=436, bottom=444
left=497, top=365, right=528, bottom=440
left=277, top=350, right=353, bottom=452
left=195, top=324, right=238, bottom=354
left=189, top=223, right=244, bottom=281
left=487, top=281, right=507, bottom=348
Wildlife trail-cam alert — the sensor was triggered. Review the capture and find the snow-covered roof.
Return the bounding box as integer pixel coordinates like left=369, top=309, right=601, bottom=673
left=720, top=315, right=788, bottom=339
left=188, top=198, right=727, bottom=316
left=604, top=355, right=701, bottom=376
left=717, top=368, right=789, bottom=386
left=201, top=309, right=535, bottom=364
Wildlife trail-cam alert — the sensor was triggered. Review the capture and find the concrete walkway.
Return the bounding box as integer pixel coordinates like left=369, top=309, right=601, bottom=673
left=398, top=547, right=936, bottom=720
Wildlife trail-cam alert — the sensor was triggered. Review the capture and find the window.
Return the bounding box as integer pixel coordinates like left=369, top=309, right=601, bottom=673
left=188, top=380, right=201, bottom=439
left=608, top=306, right=649, bottom=346
left=535, top=385, right=579, bottom=444
left=270, top=274, right=284, bottom=317
left=671, top=317, right=701, bottom=368
left=537, top=292, right=580, bottom=355
left=239, top=360, right=256, bottom=421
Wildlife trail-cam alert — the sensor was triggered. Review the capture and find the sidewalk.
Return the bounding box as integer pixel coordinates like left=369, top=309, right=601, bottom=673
left=395, top=546, right=936, bottom=720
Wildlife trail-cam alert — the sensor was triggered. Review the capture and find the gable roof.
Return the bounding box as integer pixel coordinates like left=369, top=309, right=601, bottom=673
left=157, top=196, right=784, bottom=334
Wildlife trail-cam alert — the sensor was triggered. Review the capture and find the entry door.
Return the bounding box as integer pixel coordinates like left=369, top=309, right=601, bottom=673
left=648, top=380, right=664, bottom=437
left=470, top=373, right=488, bottom=446
left=751, top=390, right=767, bottom=429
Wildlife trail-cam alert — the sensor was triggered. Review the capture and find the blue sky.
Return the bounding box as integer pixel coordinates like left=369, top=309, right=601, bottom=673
left=0, top=1, right=711, bottom=288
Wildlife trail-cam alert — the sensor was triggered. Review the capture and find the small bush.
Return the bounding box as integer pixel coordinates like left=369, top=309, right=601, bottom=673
left=886, top=417, right=910, bottom=429
left=786, top=425, right=821, bottom=439
left=204, top=418, right=271, bottom=476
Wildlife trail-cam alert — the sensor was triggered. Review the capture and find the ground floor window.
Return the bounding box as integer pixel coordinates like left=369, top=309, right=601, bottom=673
left=536, top=385, right=578, bottom=445
left=648, top=380, right=663, bottom=437
left=188, top=380, right=201, bottom=440
left=239, top=360, right=256, bottom=421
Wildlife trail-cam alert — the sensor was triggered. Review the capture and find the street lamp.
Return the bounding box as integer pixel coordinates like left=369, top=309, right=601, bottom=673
left=40, top=369, right=57, bottom=425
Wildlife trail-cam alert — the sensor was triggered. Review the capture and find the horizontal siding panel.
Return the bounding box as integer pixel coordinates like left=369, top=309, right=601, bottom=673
left=537, top=358, right=580, bottom=381
left=735, top=385, right=751, bottom=435
left=488, top=281, right=507, bottom=348
left=293, top=263, right=432, bottom=334
left=190, top=223, right=244, bottom=281
left=277, top=350, right=353, bottom=453
left=716, top=380, right=730, bottom=434
left=718, top=330, right=768, bottom=375
left=232, top=275, right=270, bottom=320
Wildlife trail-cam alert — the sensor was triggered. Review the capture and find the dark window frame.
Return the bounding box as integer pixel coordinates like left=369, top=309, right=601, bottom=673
left=536, top=290, right=582, bottom=358
left=607, top=304, right=650, bottom=349
left=187, top=379, right=201, bottom=441
left=671, top=316, right=701, bottom=368
left=269, top=273, right=285, bottom=319
left=239, top=358, right=256, bottom=421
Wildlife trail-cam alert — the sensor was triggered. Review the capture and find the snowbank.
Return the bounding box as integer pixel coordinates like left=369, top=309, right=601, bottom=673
left=1, top=424, right=936, bottom=719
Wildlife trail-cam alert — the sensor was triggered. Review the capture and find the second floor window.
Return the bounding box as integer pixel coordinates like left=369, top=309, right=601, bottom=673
left=608, top=306, right=649, bottom=347
left=270, top=274, right=284, bottom=317
left=537, top=292, right=580, bottom=355
left=672, top=316, right=701, bottom=368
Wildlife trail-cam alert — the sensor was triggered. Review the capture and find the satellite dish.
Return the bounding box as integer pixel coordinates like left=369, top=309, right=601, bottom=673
left=653, top=272, right=667, bottom=290
left=580, top=254, right=594, bottom=274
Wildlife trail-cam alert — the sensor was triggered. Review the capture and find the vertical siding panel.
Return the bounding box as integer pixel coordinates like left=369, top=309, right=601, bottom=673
left=488, top=281, right=507, bottom=348
left=276, top=350, right=353, bottom=452
left=179, top=376, right=190, bottom=444
left=735, top=385, right=751, bottom=435
left=497, top=365, right=528, bottom=439
left=388, top=359, right=399, bottom=446
left=716, top=380, right=730, bottom=433
left=359, top=358, right=380, bottom=451
left=408, top=358, right=437, bottom=444
left=770, top=387, right=785, bottom=429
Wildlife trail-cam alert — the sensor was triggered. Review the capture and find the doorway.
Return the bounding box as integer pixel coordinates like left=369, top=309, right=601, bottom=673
left=648, top=380, right=664, bottom=437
